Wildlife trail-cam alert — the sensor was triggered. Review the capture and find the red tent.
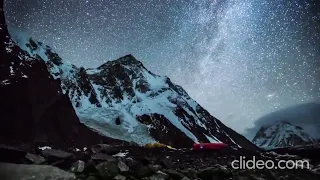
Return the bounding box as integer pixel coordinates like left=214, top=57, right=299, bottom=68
left=192, top=142, right=228, bottom=150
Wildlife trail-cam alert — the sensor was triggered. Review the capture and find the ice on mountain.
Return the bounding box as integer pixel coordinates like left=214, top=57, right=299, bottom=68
left=9, top=66, right=14, bottom=75
left=142, top=70, right=168, bottom=90
left=86, top=68, right=102, bottom=75
left=5, top=47, right=12, bottom=53
left=78, top=107, right=155, bottom=145
left=38, top=146, right=52, bottom=150
left=224, top=131, right=242, bottom=148
left=0, top=79, right=10, bottom=85
left=130, top=88, right=199, bottom=143
left=204, top=134, right=221, bottom=143
left=8, top=26, right=49, bottom=61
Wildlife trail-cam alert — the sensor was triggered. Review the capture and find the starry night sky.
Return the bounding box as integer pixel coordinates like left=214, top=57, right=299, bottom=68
left=4, top=0, right=320, bottom=134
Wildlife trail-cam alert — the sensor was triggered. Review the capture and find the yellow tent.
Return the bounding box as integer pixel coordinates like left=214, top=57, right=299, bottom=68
left=144, top=142, right=177, bottom=150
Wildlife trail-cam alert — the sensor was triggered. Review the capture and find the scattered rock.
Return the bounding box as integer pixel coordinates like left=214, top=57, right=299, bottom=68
left=125, top=158, right=143, bottom=172
left=136, top=156, right=152, bottom=165
left=237, top=176, right=255, bottom=180
left=118, top=161, right=129, bottom=172
left=91, top=144, right=119, bottom=155
left=41, top=148, right=73, bottom=159
left=91, top=153, right=117, bottom=162
left=163, top=169, right=185, bottom=179
left=213, top=164, right=232, bottom=176
left=153, top=170, right=169, bottom=179
left=160, top=157, right=173, bottom=169
left=114, top=174, right=126, bottom=180
left=25, top=153, right=46, bottom=164
left=198, top=165, right=232, bottom=180
left=82, top=159, right=99, bottom=175
left=86, top=176, right=97, bottom=180
left=136, top=165, right=154, bottom=178
left=126, top=175, right=139, bottom=180
left=149, top=175, right=165, bottom=180
left=148, top=164, right=162, bottom=173
left=96, top=161, right=119, bottom=179
left=181, top=177, right=191, bottom=180
left=180, top=168, right=198, bottom=179
left=70, top=160, right=85, bottom=173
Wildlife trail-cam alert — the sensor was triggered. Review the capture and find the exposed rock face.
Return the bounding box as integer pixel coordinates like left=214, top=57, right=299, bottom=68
left=252, top=121, right=316, bottom=149
left=0, top=0, right=124, bottom=149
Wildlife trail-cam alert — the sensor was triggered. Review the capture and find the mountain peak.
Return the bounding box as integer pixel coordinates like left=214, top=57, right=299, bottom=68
left=252, top=121, right=316, bottom=149
left=97, top=54, right=144, bottom=70
left=279, top=120, right=290, bottom=125
left=121, top=54, right=135, bottom=59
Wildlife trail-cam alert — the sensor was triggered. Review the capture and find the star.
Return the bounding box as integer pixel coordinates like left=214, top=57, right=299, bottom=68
left=4, top=0, right=320, bottom=134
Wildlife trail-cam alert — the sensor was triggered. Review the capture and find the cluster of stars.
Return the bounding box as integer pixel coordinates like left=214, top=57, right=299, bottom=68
left=4, top=0, right=320, bottom=134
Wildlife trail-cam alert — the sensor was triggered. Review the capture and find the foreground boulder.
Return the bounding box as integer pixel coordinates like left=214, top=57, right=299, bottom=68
left=70, top=160, right=85, bottom=173
left=0, top=163, right=76, bottom=180
left=0, top=144, right=27, bottom=163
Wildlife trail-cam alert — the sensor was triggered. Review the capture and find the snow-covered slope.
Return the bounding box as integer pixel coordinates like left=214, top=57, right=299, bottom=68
left=6, top=27, right=257, bottom=150
left=252, top=121, right=316, bottom=149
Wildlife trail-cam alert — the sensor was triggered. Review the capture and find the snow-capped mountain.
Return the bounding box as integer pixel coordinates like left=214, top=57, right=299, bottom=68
left=1, top=0, right=257, bottom=150
left=252, top=121, right=316, bottom=149
left=80, top=55, right=258, bottom=149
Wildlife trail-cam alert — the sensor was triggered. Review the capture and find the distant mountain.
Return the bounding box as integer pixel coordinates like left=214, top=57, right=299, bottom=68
left=245, top=103, right=320, bottom=140
left=1, top=0, right=257, bottom=150
left=252, top=121, right=316, bottom=149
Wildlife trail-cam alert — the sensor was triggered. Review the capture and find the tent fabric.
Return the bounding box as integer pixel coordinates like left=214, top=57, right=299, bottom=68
left=192, top=143, right=228, bottom=150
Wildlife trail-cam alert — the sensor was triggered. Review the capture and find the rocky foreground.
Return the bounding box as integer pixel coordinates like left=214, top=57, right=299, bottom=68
left=0, top=144, right=319, bottom=180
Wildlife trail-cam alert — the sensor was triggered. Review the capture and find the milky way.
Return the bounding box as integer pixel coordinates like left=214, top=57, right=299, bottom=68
left=4, top=0, right=320, bottom=134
